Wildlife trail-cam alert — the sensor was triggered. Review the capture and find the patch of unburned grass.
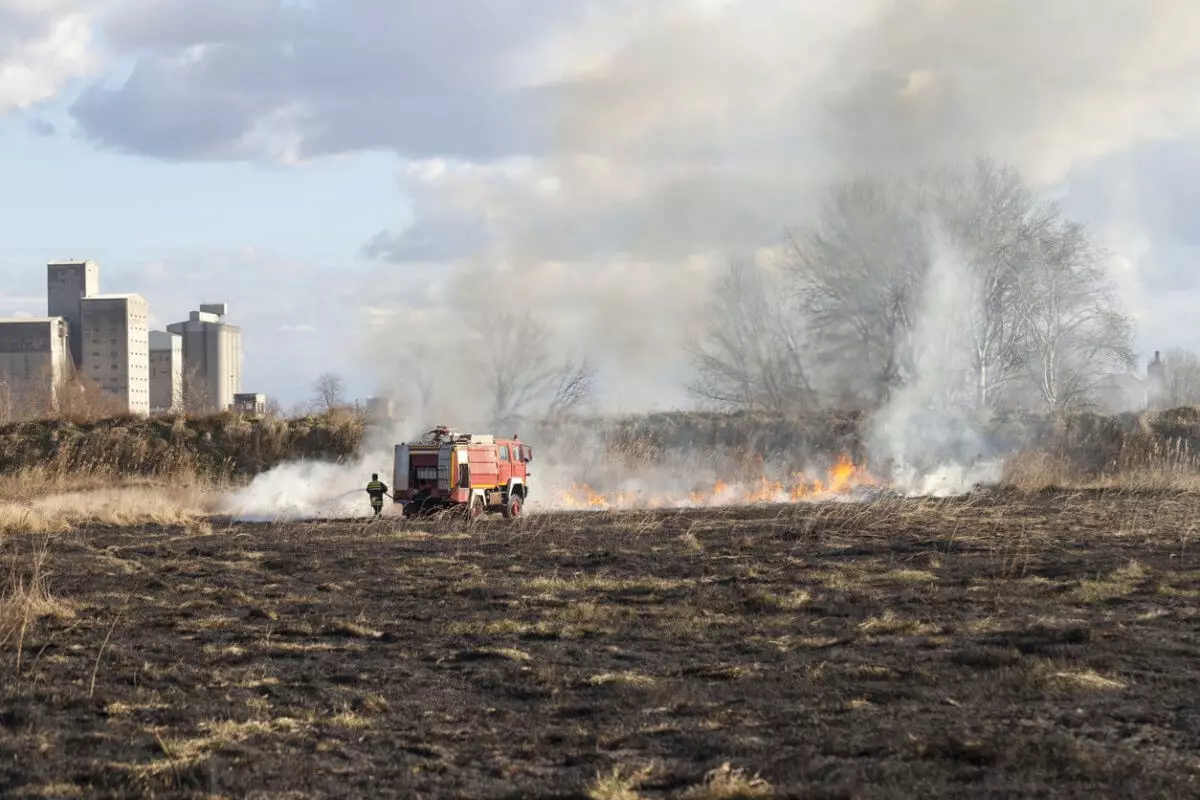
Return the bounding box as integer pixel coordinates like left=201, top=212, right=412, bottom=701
left=588, top=765, right=654, bottom=800
left=0, top=484, right=217, bottom=536
left=679, top=762, right=774, bottom=799
left=21, top=783, right=85, bottom=798
left=1, top=536, right=74, bottom=664
left=1069, top=561, right=1148, bottom=603
left=323, top=619, right=383, bottom=638
left=1036, top=664, right=1127, bottom=693
left=587, top=671, right=657, bottom=688
left=446, top=617, right=533, bottom=637
left=873, top=568, right=938, bottom=584
left=447, top=599, right=632, bottom=640
left=474, top=646, right=532, bottom=662
left=856, top=611, right=940, bottom=637
left=328, top=711, right=373, bottom=729
left=138, top=717, right=311, bottom=776
left=526, top=574, right=689, bottom=594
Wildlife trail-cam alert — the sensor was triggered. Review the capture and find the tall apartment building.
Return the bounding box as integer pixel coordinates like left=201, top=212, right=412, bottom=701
left=149, top=331, right=183, bottom=413
left=0, top=317, right=70, bottom=411
left=47, top=260, right=99, bottom=370
left=81, top=294, right=151, bottom=415
left=167, top=304, right=242, bottom=412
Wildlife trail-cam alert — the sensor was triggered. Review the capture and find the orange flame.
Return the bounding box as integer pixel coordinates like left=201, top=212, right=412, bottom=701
left=551, top=454, right=881, bottom=510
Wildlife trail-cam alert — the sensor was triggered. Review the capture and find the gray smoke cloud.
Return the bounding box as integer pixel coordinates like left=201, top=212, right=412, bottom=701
left=121, top=0, right=1200, bottom=511
left=361, top=0, right=1200, bottom=420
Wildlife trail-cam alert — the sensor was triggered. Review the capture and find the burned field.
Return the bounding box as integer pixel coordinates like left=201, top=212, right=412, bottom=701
left=3, top=492, right=1200, bottom=799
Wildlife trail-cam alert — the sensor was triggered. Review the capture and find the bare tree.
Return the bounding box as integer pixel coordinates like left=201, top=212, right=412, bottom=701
left=762, top=159, right=1136, bottom=414
left=470, top=310, right=597, bottom=426
left=15, top=361, right=59, bottom=420
left=399, top=339, right=438, bottom=419
left=1161, top=348, right=1200, bottom=408
left=311, top=372, right=346, bottom=414
left=545, top=355, right=598, bottom=420
left=931, top=157, right=1057, bottom=408
left=180, top=365, right=213, bottom=415
left=54, top=372, right=126, bottom=422
left=1016, top=220, right=1136, bottom=410
left=263, top=397, right=285, bottom=419
left=686, top=257, right=817, bottom=413
left=783, top=175, right=930, bottom=406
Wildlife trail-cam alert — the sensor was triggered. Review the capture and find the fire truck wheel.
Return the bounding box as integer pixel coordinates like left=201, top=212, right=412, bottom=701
left=502, top=493, right=522, bottom=519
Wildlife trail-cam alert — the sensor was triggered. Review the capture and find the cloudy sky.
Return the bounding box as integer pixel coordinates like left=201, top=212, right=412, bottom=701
left=3, top=0, right=1200, bottom=410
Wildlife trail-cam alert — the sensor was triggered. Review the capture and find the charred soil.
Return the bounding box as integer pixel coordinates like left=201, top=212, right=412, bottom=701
left=3, top=492, right=1200, bottom=798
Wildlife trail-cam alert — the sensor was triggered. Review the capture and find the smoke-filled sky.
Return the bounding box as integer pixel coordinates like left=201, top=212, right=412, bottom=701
left=3, top=0, right=1200, bottom=409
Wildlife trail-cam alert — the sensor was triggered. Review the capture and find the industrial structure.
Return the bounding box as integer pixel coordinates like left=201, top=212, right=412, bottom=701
left=47, top=260, right=99, bottom=370
left=0, top=261, right=253, bottom=420
left=233, top=393, right=267, bottom=416
left=1146, top=350, right=1167, bottom=411
left=167, top=303, right=243, bottom=412
left=149, top=331, right=183, bottom=413
left=81, top=294, right=151, bottom=416
left=0, top=317, right=71, bottom=409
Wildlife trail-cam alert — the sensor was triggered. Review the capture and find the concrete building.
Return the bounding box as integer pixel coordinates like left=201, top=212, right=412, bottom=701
left=149, top=331, right=183, bottom=413
left=0, top=317, right=71, bottom=409
left=233, top=393, right=267, bottom=416
left=167, top=304, right=242, bottom=412
left=47, top=260, right=99, bottom=370
left=81, top=294, right=150, bottom=415
left=1147, top=350, right=1167, bottom=411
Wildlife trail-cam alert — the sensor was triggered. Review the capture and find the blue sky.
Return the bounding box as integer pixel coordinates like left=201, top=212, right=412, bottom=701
left=1, top=83, right=404, bottom=405
left=4, top=0, right=1200, bottom=411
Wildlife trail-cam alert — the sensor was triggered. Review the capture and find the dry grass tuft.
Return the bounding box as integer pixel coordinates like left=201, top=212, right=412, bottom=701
left=1069, top=561, right=1148, bottom=604
left=587, top=765, right=654, bottom=800
left=323, top=620, right=383, bottom=639
left=1039, top=667, right=1127, bottom=692
left=587, top=671, right=657, bottom=688
left=1, top=536, right=74, bottom=665
left=477, top=647, right=532, bottom=662
left=680, top=762, right=774, bottom=799
left=856, top=611, right=939, bottom=637
left=0, top=466, right=228, bottom=536
left=22, top=783, right=85, bottom=798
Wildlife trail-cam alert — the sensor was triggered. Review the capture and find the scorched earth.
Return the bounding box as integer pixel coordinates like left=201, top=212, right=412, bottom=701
left=2, top=490, right=1199, bottom=799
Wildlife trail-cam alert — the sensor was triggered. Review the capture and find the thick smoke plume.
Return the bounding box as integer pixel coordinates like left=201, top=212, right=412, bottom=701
left=223, top=0, right=1197, bottom=516
left=863, top=234, right=1005, bottom=496
left=218, top=420, right=415, bottom=521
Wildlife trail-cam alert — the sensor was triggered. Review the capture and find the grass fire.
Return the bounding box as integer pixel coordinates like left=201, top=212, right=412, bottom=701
left=553, top=454, right=879, bottom=510
left=3, top=408, right=1200, bottom=798
left=6, top=1, right=1200, bottom=796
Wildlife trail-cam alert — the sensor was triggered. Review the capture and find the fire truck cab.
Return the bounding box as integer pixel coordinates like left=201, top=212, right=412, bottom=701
left=393, top=426, right=532, bottom=519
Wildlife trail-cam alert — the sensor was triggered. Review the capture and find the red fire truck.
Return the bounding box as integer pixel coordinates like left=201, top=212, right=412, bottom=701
left=393, top=426, right=532, bottom=519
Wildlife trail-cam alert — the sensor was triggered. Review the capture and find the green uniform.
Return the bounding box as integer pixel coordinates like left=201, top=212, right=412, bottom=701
left=366, top=479, right=389, bottom=516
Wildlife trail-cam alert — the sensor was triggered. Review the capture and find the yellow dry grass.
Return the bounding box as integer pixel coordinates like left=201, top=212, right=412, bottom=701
left=0, top=465, right=231, bottom=536
left=587, top=765, right=654, bottom=800
left=679, top=762, right=774, bottom=799
left=0, top=535, right=75, bottom=671
left=587, top=671, right=657, bottom=687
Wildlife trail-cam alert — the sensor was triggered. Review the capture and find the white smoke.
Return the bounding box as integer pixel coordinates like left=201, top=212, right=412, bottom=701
left=864, top=234, right=1005, bottom=497
left=219, top=458, right=379, bottom=522
left=217, top=420, right=414, bottom=522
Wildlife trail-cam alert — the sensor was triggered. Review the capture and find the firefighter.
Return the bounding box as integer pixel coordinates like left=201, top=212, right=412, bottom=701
left=365, top=473, right=389, bottom=518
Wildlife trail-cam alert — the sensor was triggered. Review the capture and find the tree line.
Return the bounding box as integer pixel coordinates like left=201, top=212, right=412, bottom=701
left=686, top=158, right=1154, bottom=415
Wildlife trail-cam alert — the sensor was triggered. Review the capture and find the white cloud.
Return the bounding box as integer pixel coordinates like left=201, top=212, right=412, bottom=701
left=12, top=1, right=1200, bottom=402
left=0, top=3, right=98, bottom=113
